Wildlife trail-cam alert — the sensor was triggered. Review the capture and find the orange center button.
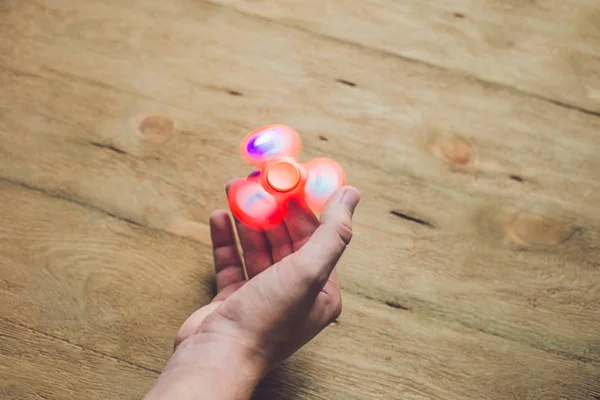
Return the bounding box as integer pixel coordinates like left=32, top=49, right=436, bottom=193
left=266, top=161, right=301, bottom=192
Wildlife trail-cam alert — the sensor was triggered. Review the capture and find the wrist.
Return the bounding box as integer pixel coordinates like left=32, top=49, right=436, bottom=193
left=145, top=333, right=263, bottom=400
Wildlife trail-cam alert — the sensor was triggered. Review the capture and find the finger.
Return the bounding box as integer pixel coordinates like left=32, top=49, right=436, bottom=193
left=210, top=211, right=245, bottom=292
left=234, top=219, right=273, bottom=278
left=292, top=186, right=360, bottom=292
left=284, top=199, right=320, bottom=251
left=226, top=179, right=273, bottom=278
left=265, top=222, right=293, bottom=263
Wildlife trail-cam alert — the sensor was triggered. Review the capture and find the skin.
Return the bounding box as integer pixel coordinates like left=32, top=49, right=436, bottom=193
left=144, top=183, right=361, bottom=400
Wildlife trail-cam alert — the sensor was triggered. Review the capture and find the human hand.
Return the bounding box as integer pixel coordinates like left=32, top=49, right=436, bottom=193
left=144, top=183, right=360, bottom=400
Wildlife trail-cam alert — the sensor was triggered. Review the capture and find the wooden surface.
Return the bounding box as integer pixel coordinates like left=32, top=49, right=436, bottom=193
left=1, top=0, right=599, bottom=399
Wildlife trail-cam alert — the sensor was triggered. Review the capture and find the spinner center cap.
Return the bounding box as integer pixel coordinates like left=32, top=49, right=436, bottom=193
left=266, top=160, right=300, bottom=192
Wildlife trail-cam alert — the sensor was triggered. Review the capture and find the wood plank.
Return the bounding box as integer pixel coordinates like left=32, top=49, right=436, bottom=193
left=2, top=2, right=598, bottom=366
left=0, top=318, right=157, bottom=399
left=1, top=181, right=598, bottom=399
left=1, top=0, right=599, bottom=363
left=0, top=180, right=216, bottom=369
left=209, top=0, right=600, bottom=114
left=1, top=0, right=598, bottom=209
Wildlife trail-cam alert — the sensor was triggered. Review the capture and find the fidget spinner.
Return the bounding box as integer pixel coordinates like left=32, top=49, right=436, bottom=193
left=227, top=125, right=346, bottom=230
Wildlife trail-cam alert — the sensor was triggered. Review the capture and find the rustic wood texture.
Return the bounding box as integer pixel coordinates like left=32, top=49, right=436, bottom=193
left=211, top=0, right=600, bottom=115
left=1, top=182, right=599, bottom=399
left=0, top=0, right=599, bottom=399
left=0, top=318, right=158, bottom=400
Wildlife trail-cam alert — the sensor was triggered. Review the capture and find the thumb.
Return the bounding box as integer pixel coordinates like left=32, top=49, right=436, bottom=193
left=291, top=186, right=360, bottom=292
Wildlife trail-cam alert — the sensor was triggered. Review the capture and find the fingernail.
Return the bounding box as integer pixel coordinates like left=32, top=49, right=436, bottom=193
left=340, top=188, right=360, bottom=213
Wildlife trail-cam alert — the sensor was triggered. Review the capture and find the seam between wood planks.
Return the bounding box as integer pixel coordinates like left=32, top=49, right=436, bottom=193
left=449, top=318, right=597, bottom=365
left=201, top=0, right=600, bottom=119
left=359, top=293, right=598, bottom=365
left=0, top=62, right=243, bottom=121
left=1, top=178, right=598, bottom=366
left=0, top=177, right=148, bottom=229
left=0, top=316, right=161, bottom=375
left=3, top=10, right=599, bottom=124
left=0, top=63, right=182, bottom=117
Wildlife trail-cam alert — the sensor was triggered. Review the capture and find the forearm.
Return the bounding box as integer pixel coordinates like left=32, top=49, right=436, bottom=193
left=144, top=337, right=262, bottom=400
left=145, top=365, right=257, bottom=400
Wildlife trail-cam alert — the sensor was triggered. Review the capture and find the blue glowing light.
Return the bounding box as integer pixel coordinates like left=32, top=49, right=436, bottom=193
left=244, top=190, right=270, bottom=212
left=307, top=171, right=336, bottom=196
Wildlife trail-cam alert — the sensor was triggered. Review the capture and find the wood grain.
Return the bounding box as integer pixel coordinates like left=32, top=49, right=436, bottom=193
left=1, top=0, right=599, bottom=398
left=210, top=0, right=600, bottom=114
left=1, top=181, right=599, bottom=399
left=0, top=318, right=157, bottom=399
left=0, top=180, right=216, bottom=370
left=1, top=0, right=599, bottom=361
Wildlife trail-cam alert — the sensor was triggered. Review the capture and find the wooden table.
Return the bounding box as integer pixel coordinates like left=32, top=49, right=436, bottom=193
left=1, top=1, right=599, bottom=398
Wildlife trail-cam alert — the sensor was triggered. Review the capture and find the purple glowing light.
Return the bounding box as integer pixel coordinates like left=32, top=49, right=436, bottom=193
left=246, top=130, right=282, bottom=158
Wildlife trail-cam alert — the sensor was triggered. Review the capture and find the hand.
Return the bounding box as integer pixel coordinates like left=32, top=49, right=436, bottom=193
left=144, top=183, right=360, bottom=400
